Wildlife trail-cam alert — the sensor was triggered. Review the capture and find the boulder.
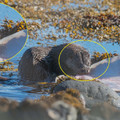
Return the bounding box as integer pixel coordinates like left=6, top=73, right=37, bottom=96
left=54, top=80, right=120, bottom=108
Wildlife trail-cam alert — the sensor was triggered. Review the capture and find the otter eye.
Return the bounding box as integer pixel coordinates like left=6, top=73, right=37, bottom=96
left=81, top=69, right=85, bottom=73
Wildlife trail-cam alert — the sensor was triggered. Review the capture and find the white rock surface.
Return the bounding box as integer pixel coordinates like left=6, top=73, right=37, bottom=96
left=90, top=56, right=120, bottom=78
left=0, top=30, right=27, bottom=61
left=90, top=56, right=120, bottom=91
left=72, top=56, right=120, bottom=91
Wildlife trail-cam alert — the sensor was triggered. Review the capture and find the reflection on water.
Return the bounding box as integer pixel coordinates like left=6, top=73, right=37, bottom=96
left=0, top=84, right=44, bottom=102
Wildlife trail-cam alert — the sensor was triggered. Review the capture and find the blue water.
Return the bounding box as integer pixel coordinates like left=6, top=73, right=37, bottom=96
left=0, top=85, right=46, bottom=102
left=0, top=2, right=120, bottom=102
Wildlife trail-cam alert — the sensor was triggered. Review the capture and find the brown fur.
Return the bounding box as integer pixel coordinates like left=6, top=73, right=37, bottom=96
left=18, top=47, right=55, bottom=82
left=48, top=43, right=91, bottom=76
left=18, top=43, right=91, bottom=82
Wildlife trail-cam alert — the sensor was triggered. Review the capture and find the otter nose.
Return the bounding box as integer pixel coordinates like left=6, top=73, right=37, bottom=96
left=86, top=68, right=90, bottom=74
left=81, top=66, right=90, bottom=74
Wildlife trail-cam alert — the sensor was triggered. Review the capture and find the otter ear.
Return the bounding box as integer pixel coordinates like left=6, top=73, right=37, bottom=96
left=43, top=55, right=54, bottom=72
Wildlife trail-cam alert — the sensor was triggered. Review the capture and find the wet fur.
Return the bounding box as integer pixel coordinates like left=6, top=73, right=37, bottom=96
left=18, top=44, right=91, bottom=82
left=18, top=47, right=55, bottom=82
left=48, top=44, right=91, bottom=75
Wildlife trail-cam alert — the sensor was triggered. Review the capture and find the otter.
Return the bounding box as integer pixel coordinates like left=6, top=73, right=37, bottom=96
left=18, top=43, right=91, bottom=82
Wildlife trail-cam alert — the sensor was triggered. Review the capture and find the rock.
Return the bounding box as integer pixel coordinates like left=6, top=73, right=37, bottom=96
left=83, top=103, right=120, bottom=120
left=39, top=88, right=88, bottom=114
left=0, top=30, right=27, bottom=61
left=11, top=99, right=52, bottom=120
left=48, top=101, right=78, bottom=120
left=0, top=98, right=78, bottom=120
left=0, top=99, right=52, bottom=120
left=54, top=80, right=120, bottom=108
left=90, top=55, right=120, bottom=92
left=90, top=56, right=120, bottom=79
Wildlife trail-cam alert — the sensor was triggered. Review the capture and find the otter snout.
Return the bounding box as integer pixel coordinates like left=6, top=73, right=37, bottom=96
left=80, top=66, right=91, bottom=74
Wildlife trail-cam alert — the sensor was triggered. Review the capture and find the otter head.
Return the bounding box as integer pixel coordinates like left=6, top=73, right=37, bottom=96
left=60, top=44, right=91, bottom=76
left=49, top=43, right=91, bottom=76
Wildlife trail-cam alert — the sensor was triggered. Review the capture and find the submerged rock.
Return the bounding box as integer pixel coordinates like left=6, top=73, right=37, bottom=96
left=54, top=80, right=120, bottom=108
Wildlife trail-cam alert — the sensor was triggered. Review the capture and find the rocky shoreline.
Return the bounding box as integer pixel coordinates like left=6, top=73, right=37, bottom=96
left=0, top=79, right=120, bottom=120
left=0, top=1, right=120, bottom=119
left=17, top=45, right=120, bottom=120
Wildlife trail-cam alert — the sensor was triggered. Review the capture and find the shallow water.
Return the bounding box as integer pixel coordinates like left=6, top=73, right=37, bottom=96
left=0, top=31, right=119, bottom=102
left=0, top=84, right=44, bottom=102
left=0, top=2, right=120, bottom=102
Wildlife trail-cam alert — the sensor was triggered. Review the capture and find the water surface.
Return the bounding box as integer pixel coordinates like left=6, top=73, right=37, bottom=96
left=0, top=2, right=120, bottom=101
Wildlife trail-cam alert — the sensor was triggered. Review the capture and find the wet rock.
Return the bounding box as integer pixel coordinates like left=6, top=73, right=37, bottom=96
left=11, top=99, right=52, bottom=120
left=48, top=101, right=78, bottom=120
left=54, top=80, right=120, bottom=108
